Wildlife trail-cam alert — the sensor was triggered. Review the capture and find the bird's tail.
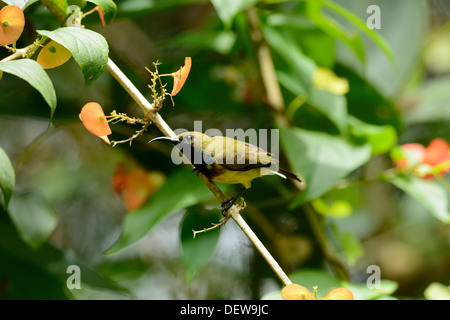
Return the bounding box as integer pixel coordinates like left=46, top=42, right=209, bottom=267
left=278, top=168, right=302, bottom=183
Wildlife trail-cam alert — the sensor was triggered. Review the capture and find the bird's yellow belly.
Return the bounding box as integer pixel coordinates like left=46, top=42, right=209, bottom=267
left=210, top=166, right=263, bottom=188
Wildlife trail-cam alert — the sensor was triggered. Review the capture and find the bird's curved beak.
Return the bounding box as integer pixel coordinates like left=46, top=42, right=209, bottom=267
left=148, top=136, right=181, bottom=144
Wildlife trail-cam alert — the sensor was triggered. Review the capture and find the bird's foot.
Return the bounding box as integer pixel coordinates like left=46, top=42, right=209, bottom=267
left=221, top=198, right=235, bottom=215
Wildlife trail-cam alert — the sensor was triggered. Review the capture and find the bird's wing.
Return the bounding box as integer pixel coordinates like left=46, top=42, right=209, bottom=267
left=211, top=137, right=278, bottom=171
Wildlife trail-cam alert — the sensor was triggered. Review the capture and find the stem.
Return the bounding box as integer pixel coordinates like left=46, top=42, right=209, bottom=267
left=0, top=43, right=34, bottom=62
left=106, top=58, right=174, bottom=138
left=246, top=8, right=289, bottom=127
left=105, top=57, right=292, bottom=285
left=40, top=0, right=69, bottom=24
left=0, top=37, right=48, bottom=63
left=246, top=7, right=349, bottom=280
left=304, top=203, right=349, bottom=281
left=25, top=36, right=48, bottom=59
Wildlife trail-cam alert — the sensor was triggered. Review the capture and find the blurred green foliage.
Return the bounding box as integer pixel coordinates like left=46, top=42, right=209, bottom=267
left=0, top=0, right=449, bottom=300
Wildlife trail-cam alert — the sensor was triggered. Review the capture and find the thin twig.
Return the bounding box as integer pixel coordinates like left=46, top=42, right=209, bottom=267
left=192, top=215, right=230, bottom=238
left=111, top=121, right=152, bottom=147
left=245, top=8, right=289, bottom=127
left=0, top=43, right=35, bottom=62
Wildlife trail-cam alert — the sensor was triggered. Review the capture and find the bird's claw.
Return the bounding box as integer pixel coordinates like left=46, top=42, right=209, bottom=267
left=221, top=198, right=234, bottom=215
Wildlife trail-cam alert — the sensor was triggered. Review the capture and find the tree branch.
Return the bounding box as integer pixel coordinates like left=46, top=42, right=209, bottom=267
left=0, top=43, right=34, bottom=62
left=245, top=8, right=289, bottom=127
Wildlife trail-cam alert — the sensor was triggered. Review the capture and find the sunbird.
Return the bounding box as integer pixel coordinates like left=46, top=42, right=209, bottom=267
left=149, top=131, right=301, bottom=213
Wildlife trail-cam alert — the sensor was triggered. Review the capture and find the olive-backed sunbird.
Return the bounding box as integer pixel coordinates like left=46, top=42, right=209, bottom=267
left=149, top=131, right=301, bottom=213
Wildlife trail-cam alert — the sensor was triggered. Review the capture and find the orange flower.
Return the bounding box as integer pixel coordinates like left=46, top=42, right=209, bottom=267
left=393, top=143, right=425, bottom=169
left=393, top=138, right=450, bottom=178
left=171, top=57, right=191, bottom=96
left=160, top=57, right=192, bottom=96
left=323, top=287, right=354, bottom=300
left=423, top=139, right=450, bottom=168
left=79, top=102, right=112, bottom=144
left=0, top=5, right=25, bottom=45
left=111, top=163, right=166, bottom=211
left=281, top=284, right=315, bottom=300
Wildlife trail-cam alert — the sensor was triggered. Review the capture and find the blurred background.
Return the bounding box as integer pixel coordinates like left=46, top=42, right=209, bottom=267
left=0, top=0, right=449, bottom=299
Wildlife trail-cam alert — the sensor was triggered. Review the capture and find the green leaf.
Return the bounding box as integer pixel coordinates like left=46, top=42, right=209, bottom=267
left=2, top=0, right=40, bottom=9
left=39, top=0, right=69, bottom=23
left=317, top=0, right=395, bottom=67
left=349, top=116, right=398, bottom=155
left=280, top=128, right=371, bottom=207
left=384, top=174, right=450, bottom=223
left=0, top=250, right=71, bottom=299
left=0, top=147, right=15, bottom=209
left=0, top=211, right=126, bottom=298
left=312, top=198, right=352, bottom=218
left=86, top=0, right=117, bottom=24
left=305, top=1, right=365, bottom=65
left=68, top=0, right=87, bottom=8
left=8, top=191, right=58, bottom=249
left=105, top=169, right=217, bottom=254
left=344, top=280, right=398, bottom=300
left=170, top=30, right=236, bottom=55
left=210, top=0, right=257, bottom=28
left=291, top=269, right=341, bottom=298
left=265, top=12, right=316, bottom=30
left=37, top=27, right=109, bottom=86
left=308, top=89, right=348, bottom=133
left=403, top=75, right=450, bottom=124
left=114, top=0, right=208, bottom=17
left=0, top=59, right=57, bottom=119
left=180, top=206, right=221, bottom=280
left=264, top=25, right=348, bottom=133
left=334, top=229, right=363, bottom=266
left=424, top=282, right=450, bottom=300
left=296, top=29, right=336, bottom=69
left=263, top=25, right=316, bottom=94
left=260, top=290, right=282, bottom=300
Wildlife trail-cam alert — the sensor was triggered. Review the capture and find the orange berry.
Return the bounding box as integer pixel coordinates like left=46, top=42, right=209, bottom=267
left=324, top=287, right=354, bottom=300
left=281, top=283, right=315, bottom=300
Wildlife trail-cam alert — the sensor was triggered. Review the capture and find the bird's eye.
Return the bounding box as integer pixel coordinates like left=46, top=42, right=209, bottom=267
left=185, top=134, right=193, bottom=142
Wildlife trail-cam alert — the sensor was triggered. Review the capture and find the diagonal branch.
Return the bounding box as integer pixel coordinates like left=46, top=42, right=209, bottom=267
left=105, top=57, right=292, bottom=286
